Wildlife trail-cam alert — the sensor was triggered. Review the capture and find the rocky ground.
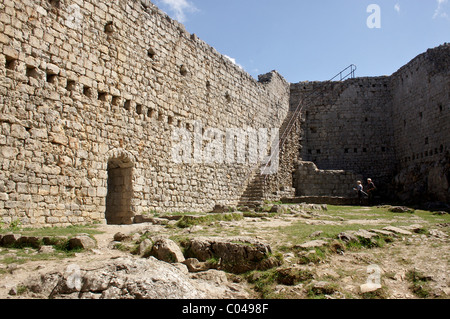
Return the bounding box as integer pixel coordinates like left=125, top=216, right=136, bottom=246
left=0, top=204, right=449, bottom=299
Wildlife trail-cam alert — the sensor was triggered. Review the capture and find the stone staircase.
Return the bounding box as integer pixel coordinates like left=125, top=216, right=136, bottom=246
left=238, top=168, right=265, bottom=208
left=238, top=65, right=358, bottom=208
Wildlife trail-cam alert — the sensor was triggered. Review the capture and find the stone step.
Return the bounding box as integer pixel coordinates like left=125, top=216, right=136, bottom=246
left=242, top=189, right=263, bottom=194
left=237, top=200, right=264, bottom=206
left=240, top=194, right=263, bottom=199
left=241, top=192, right=263, bottom=197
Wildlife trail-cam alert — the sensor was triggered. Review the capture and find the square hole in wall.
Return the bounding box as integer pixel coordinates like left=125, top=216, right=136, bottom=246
left=5, top=56, right=17, bottom=71
left=48, top=0, right=60, bottom=8
left=180, top=65, right=188, bottom=76
left=83, top=86, right=92, bottom=97
left=26, top=66, right=40, bottom=79
left=136, top=104, right=143, bottom=115
left=147, top=48, right=156, bottom=59
left=124, top=100, right=131, bottom=111
left=46, top=72, right=57, bottom=84
left=225, top=92, right=231, bottom=103
left=111, top=96, right=121, bottom=106
left=104, top=21, right=114, bottom=34
left=147, top=108, right=156, bottom=119
left=66, top=80, right=76, bottom=91
left=98, top=91, right=107, bottom=102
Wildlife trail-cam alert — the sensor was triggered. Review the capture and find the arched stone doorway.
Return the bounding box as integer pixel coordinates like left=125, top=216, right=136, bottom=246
left=105, top=153, right=134, bottom=225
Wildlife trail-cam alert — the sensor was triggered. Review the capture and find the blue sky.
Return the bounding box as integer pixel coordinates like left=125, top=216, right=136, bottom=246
left=155, top=0, right=450, bottom=83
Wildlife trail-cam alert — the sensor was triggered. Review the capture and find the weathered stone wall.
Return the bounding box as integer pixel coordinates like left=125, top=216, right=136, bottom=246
left=285, top=44, right=449, bottom=203
left=0, top=0, right=448, bottom=228
left=391, top=44, right=450, bottom=203
left=262, top=109, right=301, bottom=200
left=295, top=161, right=363, bottom=197
left=290, top=77, right=397, bottom=190
left=0, top=0, right=290, bottom=226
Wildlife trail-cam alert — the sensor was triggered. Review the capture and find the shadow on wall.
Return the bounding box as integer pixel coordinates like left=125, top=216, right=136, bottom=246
left=105, top=156, right=134, bottom=225
left=294, top=161, right=363, bottom=198
left=392, top=154, right=450, bottom=206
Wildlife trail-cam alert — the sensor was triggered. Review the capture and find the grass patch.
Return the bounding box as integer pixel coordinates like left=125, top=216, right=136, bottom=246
left=275, top=204, right=444, bottom=251
left=361, top=286, right=390, bottom=299
left=245, top=268, right=279, bottom=298
left=0, top=224, right=102, bottom=266
left=245, top=267, right=315, bottom=299
left=0, top=245, right=82, bottom=266
left=406, top=269, right=433, bottom=298
left=278, top=222, right=377, bottom=249
left=346, top=235, right=390, bottom=250
left=414, top=210, right=450, bottom=224
left=16, top=285, right=28, bottom=296
left=242, top=212, right=277, bottom=218
left=176, top=213, right=244, bottom=229
left=297, top=247, right=328, bottom=265
left=306, top=282, right=340, bottom=299
left=325, top=205, right=450, bottom=225
left=0, top=224, right=103, bottom=237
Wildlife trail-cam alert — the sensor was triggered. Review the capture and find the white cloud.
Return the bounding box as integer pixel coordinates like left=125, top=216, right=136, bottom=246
left=157, top=0, right=198, bottom=23
left=433, top=0, right=449, bottom=19
left=394, top=3, right=400, bottom=13
left=224, top=55, right=243, bottom=70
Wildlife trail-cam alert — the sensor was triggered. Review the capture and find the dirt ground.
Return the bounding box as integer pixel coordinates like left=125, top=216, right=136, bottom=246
left=0, top=205, right=449, bottom=299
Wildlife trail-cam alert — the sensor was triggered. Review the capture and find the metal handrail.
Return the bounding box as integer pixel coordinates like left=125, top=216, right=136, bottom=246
left=330, top=64, right=357, bottom=82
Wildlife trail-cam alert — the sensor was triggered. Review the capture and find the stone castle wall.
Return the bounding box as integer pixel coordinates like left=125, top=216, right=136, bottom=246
left=295, top=162, right=363, bottom=198
left=0, top=0, right=290, bottom=226
left=0, top=0, right=448, bottom=227
left=289, top=77, right=397, bottom=190
left=391, top=45, right=450, bottom=203
left=284, top=44, right=449, bottom=203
